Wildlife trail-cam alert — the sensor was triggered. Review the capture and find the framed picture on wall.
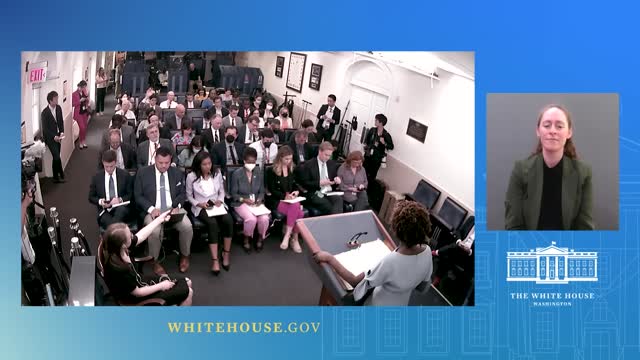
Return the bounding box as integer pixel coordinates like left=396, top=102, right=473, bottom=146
left=309, top=63, right=323, bottom=91
left=286, top=52, right=306, bottom=93
left=275, top=56, right=284, bottom=78
left=406, top=118, right=428, bottom=143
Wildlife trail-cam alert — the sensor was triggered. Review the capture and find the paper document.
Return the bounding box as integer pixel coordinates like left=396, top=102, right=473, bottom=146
left=334, top=239, right=391, bottom=288
left=206, top=205, right=227, bottom=217
left=325, top=191, right=344, bottom=197
left=282, top=196, right=306, bottom=204
left=248, top=204, right=271, bottom=216
left=111, top=201, right=130, bottom=208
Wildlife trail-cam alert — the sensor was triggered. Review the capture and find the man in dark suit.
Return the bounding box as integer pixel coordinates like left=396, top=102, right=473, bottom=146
left=315, top=94, right=341, bottom=142
left=139, top=94, right=163, bottom=122
left=99, top=129, right=137, bottom=170
left=222, top=105, right=242, bottom=128
left=212, top=126, right=245, bottom=173
left=211, top=96, right=229, bottom=118
left=200, top=113, right=224, bottom=152
left=134, top=147, right=193, bottom=274
left=290, top=130, right=315, bottom=165
left=237, top=115, right=261, bottom=145
left=136, top=123, right=176, bottom=168
left=164, top=104, right=187, bottom=131
left=297, top=141, right=344, bottom=215
left=138, top=115, right=172, bottom=143
left=41, top=91, right=65, bottom=182
left=89, top=150, right=133, bottom=228
left=182, top=92, right=201, bottom=109
left=302, top=119, right=320, bottom=143
left=239, top=99, right=252, bottom=123
left=102, top=114, right=136, bottom=150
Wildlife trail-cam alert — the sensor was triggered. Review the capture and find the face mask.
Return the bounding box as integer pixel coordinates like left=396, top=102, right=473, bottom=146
left=282, top=113, right=288, bottom=118
left=193, top=147, right=201, bottom=153
left=244, top=164, right=256, bottom=171
left=263, top=141, right=272, bottom=148
left=266, top=104, right=273, bottom=110
left=226, top=135, right=235, bottom=143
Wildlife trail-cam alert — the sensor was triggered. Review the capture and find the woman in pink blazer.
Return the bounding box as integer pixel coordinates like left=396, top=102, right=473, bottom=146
left=72, top=80, right=90, bottom=149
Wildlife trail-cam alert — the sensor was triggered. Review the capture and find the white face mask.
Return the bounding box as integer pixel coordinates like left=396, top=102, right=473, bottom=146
left=266, top=104, right=273, bottom=110
left=244, top=164, right=256, bottom=171
left=193, top=147, right=201, bottom=153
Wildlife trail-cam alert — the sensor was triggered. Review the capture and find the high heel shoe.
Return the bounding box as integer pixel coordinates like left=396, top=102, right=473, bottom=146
left=291, top=236, right=302, bottom=254
left=211, top=258, right=220, bottom=276
left=243, top=240, right=252, bottom=254
left=280, top=233, right=291, bottom=250
left=221, top=250, right=231, bottom=271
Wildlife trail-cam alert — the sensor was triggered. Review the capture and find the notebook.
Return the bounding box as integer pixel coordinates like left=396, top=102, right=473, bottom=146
left=206, top=205, right=227, bottom=217
left=248, top=204, right=271, bottom=216
left=282, top=196, right=306, bottom=204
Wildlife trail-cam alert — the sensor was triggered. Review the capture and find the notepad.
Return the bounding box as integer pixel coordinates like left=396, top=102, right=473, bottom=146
left=282, top=196, right=306, bottom=204
left=325, top=191, right=344, bottom=197
left=248, top=204, right=271, bottom=216
left=206, top=205, right=227, bottom=217
left=334, top=239, right=391, bottom=289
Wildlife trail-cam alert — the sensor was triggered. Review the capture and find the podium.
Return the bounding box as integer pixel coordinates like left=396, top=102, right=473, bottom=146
left=296, top=210, right=397, bottom=305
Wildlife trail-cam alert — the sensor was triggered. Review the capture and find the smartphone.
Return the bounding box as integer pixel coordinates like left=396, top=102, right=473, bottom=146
left=207, top=199, right=215, bottom=207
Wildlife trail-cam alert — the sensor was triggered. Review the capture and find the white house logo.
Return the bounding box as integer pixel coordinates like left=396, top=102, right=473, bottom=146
left=506, top=242, right=598, bottom=284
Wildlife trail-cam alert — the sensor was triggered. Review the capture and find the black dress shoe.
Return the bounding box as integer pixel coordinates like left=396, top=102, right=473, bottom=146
left=211, top=259, right=220, bottom=276
left=221, top=250, right=231, bottom=271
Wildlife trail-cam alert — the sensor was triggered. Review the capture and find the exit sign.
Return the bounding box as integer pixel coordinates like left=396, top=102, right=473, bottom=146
left=29, top=67, right=47, bottom=83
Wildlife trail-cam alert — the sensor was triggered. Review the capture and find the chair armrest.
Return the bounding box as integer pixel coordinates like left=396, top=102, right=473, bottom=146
left=135, top=298, right=166, bottom=306
left=133, top=255, right=154, bottom=262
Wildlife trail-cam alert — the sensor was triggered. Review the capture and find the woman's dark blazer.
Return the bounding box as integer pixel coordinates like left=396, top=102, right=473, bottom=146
left=505, top=153, right=594, bottom=230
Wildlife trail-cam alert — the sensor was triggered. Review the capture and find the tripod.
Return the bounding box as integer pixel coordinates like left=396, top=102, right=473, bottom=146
left=300, top=99, right=312, bottom=126
left=281, top=91, right=296, bottom=118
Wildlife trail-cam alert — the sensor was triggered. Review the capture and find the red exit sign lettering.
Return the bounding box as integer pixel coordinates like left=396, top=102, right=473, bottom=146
left=29, top=68, right=47, bottom=83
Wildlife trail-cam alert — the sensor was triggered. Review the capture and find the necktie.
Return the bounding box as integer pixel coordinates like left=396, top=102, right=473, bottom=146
left=160, top=172, right=167, bottom=211
left=264, top=145, right=270, bottom=166
left=150, top=142, right=158, bottom=165
left=321, top=161, right=328, bottom=181
left=108, top=174, right=115, bottom=201
left=231, top=117, right=235, bottom=127
left=214, top=130, right=219, bottom=143
left=229, top=145, right=237, bottom=164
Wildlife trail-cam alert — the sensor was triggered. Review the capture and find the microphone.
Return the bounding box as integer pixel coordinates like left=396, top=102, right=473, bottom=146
left=348, top=231, right=368, bottom=248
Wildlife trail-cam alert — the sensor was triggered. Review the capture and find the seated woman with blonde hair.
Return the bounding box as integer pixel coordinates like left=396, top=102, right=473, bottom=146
left=102, top=211, right=194, bottom=305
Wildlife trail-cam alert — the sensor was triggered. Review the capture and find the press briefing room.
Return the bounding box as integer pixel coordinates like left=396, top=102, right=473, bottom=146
left=20, top=51, right=475, bottom=306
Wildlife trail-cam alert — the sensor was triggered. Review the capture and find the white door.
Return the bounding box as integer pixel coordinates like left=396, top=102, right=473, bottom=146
left=345, top=85, right=388, bottom=154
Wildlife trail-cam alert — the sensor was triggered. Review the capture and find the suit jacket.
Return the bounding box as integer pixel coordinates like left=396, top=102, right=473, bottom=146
left=101, top=125, right=136, bottom=150
left=99, top=143, right=137, bottom=170
left=134, top=165, right=187, bottom=214
left=41, top=105, right=64, bottom=145
left=212, top=141, right=245, bottom=170
left=200, top=127, right=224, bottom=152
left=185, top=170, right=225, bottom=217
left=505, top=154, right=594, bottom=230
left=290, top=141, right=315, bottom=165
left=88, top=168, right=133, bottom=213
left=222, top=115, right=242, bottom=129
left=315, top=104, right=341, bottom=135
left=363, top=127, right=394, bottom=161
left=296, top=157, right=340, bottom=194
left=239, top=107, right=252, bottom=122
left=72, top=90, right=90, bottom=121
left=211, top=106, right=229, bottom=118
left=265, top=166, right=298, bottom=210
left=136, top=139, right=176, bottom=168
left=182, top=100, right=201, bottom=109
left=139, top=103, right=163, bottom=121
left=138, top=126, right=172, bottom=143
left=230, top=166, right=265, bottom=207
left=164, top=113, right=188, bottom=131
left=237, top=125, right=261, bottom=145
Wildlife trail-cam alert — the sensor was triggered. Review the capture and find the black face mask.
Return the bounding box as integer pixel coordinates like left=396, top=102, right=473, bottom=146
left=226, top=135, right=235, bottom=143
left=263, top=141, right=272, bottom=148
left=282, top=113, right=288, bottom=118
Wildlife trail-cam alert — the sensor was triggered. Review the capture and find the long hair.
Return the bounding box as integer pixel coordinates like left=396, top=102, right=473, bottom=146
left=533, top=104, right=578, bottom=159
left=103, top=223, right=130, bottom=268
left=273, top=145, right=294, bottom=176
left=191, top=149, right=217, bottom=180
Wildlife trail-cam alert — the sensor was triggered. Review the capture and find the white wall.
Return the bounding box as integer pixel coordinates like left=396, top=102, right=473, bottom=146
left=21, top=51, right=97, bottom=176
left=245, top=52, right=475, bottom=209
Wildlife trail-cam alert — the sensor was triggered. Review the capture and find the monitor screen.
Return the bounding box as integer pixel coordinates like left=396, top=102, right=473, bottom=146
left=438, top=197, right=468, bottom=231
left=413, top=180, right=441, bottom=210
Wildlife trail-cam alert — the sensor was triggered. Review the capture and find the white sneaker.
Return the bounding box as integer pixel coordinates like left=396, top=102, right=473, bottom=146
left=291, top=238, right=302, bottom=253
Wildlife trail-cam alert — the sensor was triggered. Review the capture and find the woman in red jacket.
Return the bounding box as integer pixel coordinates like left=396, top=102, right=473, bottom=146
left=72, top=80, right=90, bottom=149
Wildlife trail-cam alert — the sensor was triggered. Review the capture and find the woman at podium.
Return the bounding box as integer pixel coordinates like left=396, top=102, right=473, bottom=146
left=504, top=104, right=594, bottom=230
left=314, top=200, right=433, bottom=305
